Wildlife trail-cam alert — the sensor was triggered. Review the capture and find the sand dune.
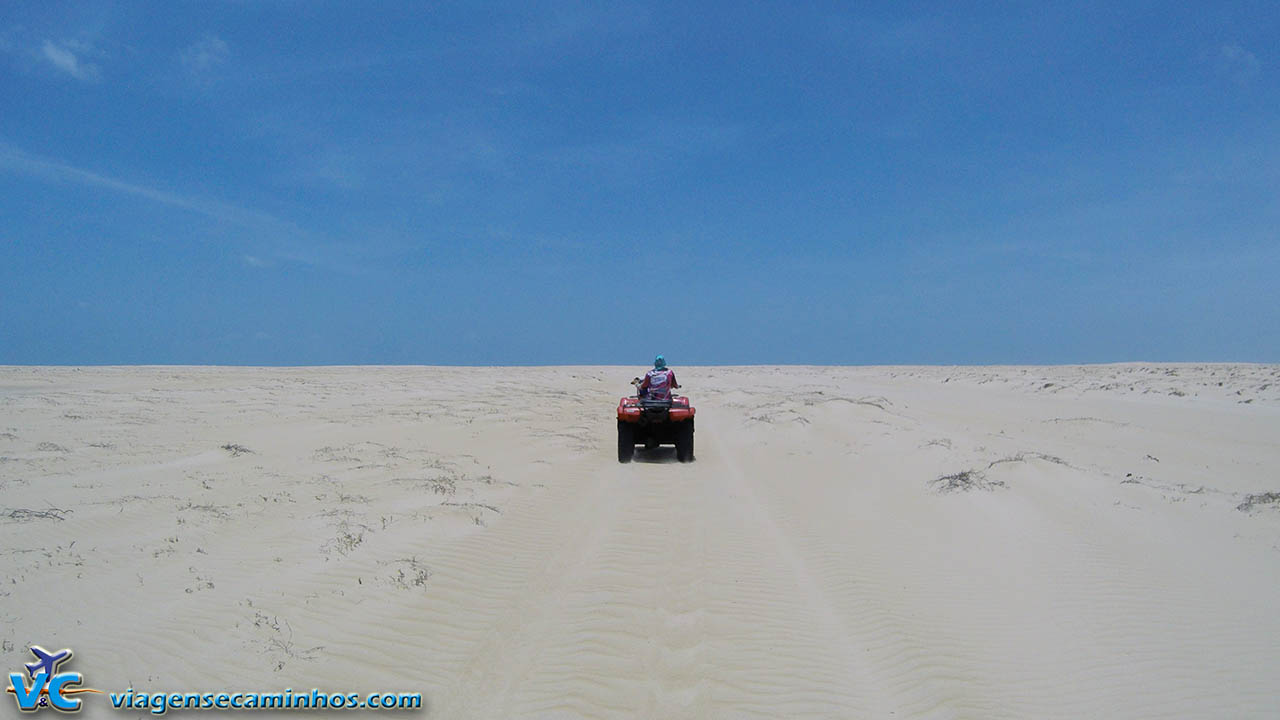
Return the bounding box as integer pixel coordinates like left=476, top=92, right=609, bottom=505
left=2, top=364, right=1279, bottom=718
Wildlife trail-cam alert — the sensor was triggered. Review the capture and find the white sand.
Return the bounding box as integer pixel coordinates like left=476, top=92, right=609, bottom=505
left=2, top=364, right=1279, bottom=718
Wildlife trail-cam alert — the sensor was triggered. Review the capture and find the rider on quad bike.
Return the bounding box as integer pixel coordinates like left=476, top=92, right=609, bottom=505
left=637, top=355, right=679, bottom=402
left=618, top=355, right=695, bottom=463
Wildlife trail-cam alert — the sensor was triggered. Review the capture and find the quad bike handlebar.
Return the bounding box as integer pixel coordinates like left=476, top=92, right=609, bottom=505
left=631, top=376, right=680, bottom=388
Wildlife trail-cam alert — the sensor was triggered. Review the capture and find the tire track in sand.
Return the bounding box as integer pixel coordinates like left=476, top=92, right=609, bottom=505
left=409, top=457, right=632, bottom=718
left=502, top=455, right=714, bottom=718
left=693, top=424, right=895, bottom=718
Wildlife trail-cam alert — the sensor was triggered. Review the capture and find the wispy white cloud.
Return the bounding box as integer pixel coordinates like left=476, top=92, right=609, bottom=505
left=1217, top=44, right=1260, bottom=85
left=1, top=142, right=261, bottom=223
left=181, top=34, right=229, bottom=74
left=284, top=146, right=368, bottom=191
left=40, top=39, right=99, bottom=81
left=0, top=142, right=335, bottom=267
left=507, top=4, right=650, bottom=52
left=822, top=12, right=959, bottom=59
left=544, top=117, right=747, bottom=174
left=243, top=5, right=647, bottom=86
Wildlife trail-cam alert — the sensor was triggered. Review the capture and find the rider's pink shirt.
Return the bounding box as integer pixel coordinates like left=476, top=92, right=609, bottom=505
left=640, top=368, right=677, bottom=401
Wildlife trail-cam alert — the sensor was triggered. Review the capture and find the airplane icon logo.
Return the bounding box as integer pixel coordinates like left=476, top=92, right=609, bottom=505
left=8, top=645, right=101, bottom=712
left=25, top=647, right=72, bottom=681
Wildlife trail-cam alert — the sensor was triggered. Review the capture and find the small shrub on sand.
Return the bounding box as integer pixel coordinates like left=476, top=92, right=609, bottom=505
left=931, top=470, right=1005, bottom=493
left=1237, top=492, right=1280, bottom=512
left=221, top=443, right=254, bottom=457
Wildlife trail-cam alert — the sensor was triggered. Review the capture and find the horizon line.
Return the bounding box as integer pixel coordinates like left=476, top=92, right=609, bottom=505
left=2, top=361, right=1276, bottom=370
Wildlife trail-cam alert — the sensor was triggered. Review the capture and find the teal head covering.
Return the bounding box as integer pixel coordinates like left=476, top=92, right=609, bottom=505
left=654, top=355, right=666, bottom=369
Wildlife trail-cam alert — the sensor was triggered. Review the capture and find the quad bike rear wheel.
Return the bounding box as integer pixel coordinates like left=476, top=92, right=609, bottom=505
left=617, top=420, right=635, bottom=463
left=675, top=420, right=695, bottom=463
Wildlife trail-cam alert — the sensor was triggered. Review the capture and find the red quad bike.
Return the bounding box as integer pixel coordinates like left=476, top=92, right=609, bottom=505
left=617, top=378, right=696, bottom=463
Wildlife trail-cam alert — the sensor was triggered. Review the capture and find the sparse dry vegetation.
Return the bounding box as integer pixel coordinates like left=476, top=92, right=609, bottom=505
left=221, top=443, right=254, bottom=456
left=3, top=507, right=72, bottom=522
left=931, top=470, right=1005, bottom=492
left=1237, top=492, right=1280, bottom=512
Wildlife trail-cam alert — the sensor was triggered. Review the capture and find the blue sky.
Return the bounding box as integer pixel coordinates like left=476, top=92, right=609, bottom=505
left=1, top=2, right=1277, bottom=365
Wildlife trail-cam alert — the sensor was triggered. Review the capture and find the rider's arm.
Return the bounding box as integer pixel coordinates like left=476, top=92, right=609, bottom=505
left=669, top=370, right=679, bottom=388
